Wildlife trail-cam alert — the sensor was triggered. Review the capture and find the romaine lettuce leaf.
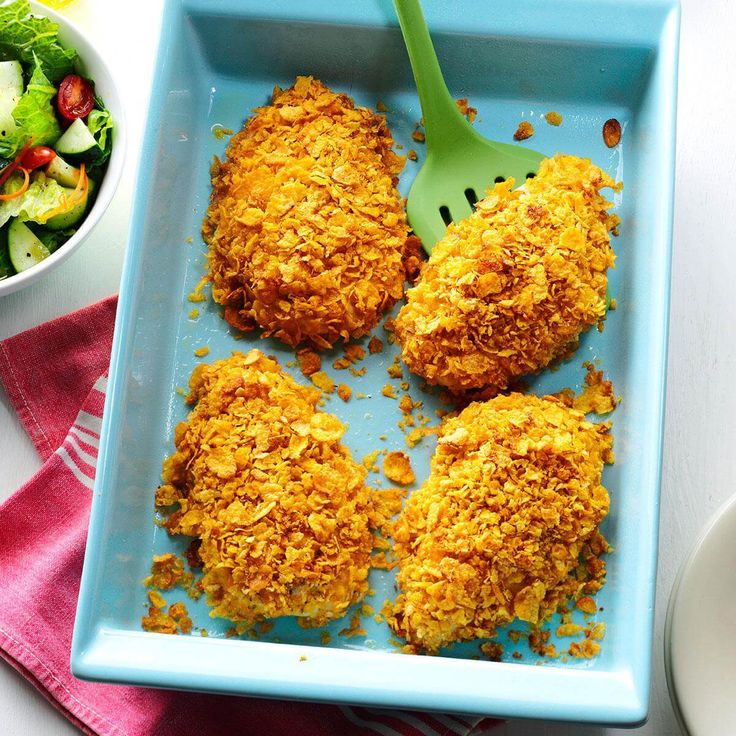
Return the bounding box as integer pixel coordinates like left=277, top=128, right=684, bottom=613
left=0, top=172, right=68, bottom=227
left=0, top=57, right=61, bottom=157
left=0, top=0, right=76, bottom=82
left=86, top=102, right=113, bottom=176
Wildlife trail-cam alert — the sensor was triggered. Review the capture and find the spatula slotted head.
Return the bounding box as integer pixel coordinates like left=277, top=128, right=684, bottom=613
left=407, top=129, right=547, bottom=253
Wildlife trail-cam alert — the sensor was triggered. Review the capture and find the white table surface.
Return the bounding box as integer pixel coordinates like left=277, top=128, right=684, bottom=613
left=1, top=0, right=733, bottom=733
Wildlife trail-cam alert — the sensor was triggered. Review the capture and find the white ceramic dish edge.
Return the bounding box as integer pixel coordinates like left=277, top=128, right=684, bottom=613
left=664, top=492, right=736, bottom=736
left=0, top=1, right=126, bottom=297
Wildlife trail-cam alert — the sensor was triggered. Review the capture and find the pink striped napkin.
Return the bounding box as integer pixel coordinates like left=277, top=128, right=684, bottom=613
left=0, top=296, right=500, bottom=736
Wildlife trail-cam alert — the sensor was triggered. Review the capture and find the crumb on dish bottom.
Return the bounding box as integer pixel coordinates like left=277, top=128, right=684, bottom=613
left=387, top=392, right=612, bottom=654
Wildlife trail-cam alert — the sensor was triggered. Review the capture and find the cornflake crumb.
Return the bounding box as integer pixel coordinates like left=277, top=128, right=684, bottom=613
left=337, top=384, right=352, bottom=402
left=382, top=384, right=398, bottom=399
left=187, top=276, right=209, bottom=303
left=147, top=590, right=166, bottom=609
left=344, top=344, right=366, bottom=364
left=144, top=553, right=191, bottom=591
left=212, top=125, right=234, bottom=139
left=185, top=235, right=194, bottom=244
left=194, top=346, right=210, bottom=357
left=480, top=642, right=504, bottom=661
left=142, top=600, right=192, bottom=635
left=412, top=126, right=425, bottom=143
left=387, top=356, right=403, bottom=379
left=398, top=395, right=413, bottom=414
left=513, top=121, right=534, bottom=140
left=339, top=615, right=367, bottom=638
left=175, top=386, right=187, bottom=397
left=587, top=622, right=606, bottom=641
left=405, top=426, right=434, bottom=448
left=407, top=149, right=418, bottom=161
left=576, top=596, right=598, bottom=615
left=363, top=449, right=381, bottom=472
left=350, top=367, right=367, bottom=377
left=320, top=631, right=332, bottom=646
left=572, top=363, right=617, bottom=415
left=297, top=348, right=322, bottom=377
left=370, top=551, right=396, bottom=571
left=556, top=623, right=584, bottom=638
left=455, top=98, right=477, bottom=122
left=188, top=308, right=200, bottom=320
left=299, top=655, right=307, bottom=662
left=368, top=336, right=384, bottom=354
left=569, top=639, right=601, bottom=658
left=383, top=451, right=415, bottom=485
left=609, top=298, right=618, bottom=311
left=545, top=111, right=563, bottom=126
left=310, top=371, right=335, bottom=393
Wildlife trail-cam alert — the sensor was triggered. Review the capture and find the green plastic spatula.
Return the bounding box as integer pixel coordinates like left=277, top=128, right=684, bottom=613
left=394, top=0, right=546, bottom=253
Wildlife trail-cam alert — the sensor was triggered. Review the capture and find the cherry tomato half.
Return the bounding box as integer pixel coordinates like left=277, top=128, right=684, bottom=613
left=20, top=146, right=56, bottom=172
left=57, top=74, right=95, bottom=121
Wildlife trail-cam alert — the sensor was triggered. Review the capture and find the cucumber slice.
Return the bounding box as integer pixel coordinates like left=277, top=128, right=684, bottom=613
left=0, top=61, right=23, bottom=140
left=8, top=219, right=51, bottom=272
left=55, top=118, right=99, bottom=157
left=45, top=156, right=82, bottom=188
left=44, top=179, right=94, bottom=230
left=0, top=226, right=13, bottom=279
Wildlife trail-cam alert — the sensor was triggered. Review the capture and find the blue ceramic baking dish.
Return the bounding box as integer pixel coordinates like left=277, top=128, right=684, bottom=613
left=72, top=0, right=680, bottom=724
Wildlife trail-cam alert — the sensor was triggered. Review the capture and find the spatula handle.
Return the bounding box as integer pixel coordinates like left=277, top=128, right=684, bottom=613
left=393, top=0, right=471, bottom=150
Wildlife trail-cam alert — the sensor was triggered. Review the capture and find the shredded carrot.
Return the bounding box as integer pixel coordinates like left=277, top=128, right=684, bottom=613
left=0, top=141, right=33, bottom=188
left=41, top=163, right=88, bottom=221
left=0, top=168, right=29, bottom=201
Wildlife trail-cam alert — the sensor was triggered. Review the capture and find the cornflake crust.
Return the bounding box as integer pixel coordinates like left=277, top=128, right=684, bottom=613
left=394, top=155, right=621, bottom=394
left=157, top=349, right=378, bottom=628
left=203, top=76, right=411, bottom=349
left=387, top=393, right=613, bottom=654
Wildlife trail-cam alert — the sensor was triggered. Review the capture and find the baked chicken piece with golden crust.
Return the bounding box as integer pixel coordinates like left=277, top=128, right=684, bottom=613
left=387, top=393, right=612, bottom=654
left=157, top=350, right=375, bottom=627
left=394, top=155, right=621, bottom=394
left=203, top=76, right=410, bottom=350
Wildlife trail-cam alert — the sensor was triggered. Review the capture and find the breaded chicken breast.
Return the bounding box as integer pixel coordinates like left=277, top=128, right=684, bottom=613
left=387, top=393, right=612, bottom=654
left=394, top=155, right=621, bottom=393
left=203, top=76, right=410, bottom=350
left=157, top=350, right=374, bottom=627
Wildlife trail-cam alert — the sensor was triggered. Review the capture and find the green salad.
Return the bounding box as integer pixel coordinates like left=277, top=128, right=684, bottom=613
left=0, top=0, right=114, bottom=280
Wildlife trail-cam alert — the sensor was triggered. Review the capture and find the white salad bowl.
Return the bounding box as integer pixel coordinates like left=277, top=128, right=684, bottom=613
left=0, top=1, right=125, bottom=297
